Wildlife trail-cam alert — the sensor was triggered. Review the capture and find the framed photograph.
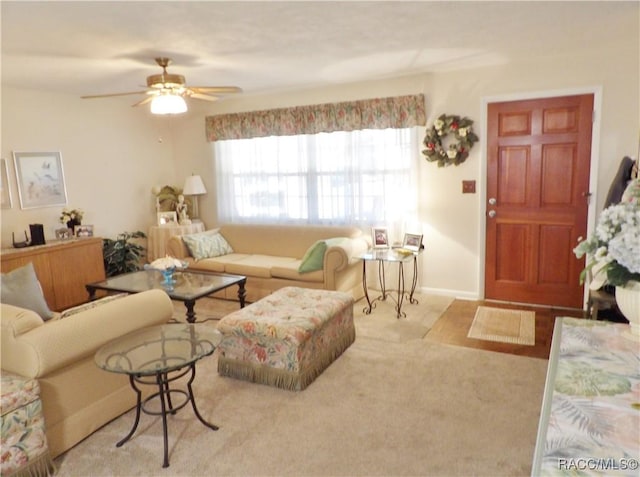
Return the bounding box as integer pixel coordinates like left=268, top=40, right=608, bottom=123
left=157, top=211, right=177, bottom=225
left=55, top=227, right=73, bottom=240
left=13, top=151, right=67, bottom=209
left=75, top=225, right=94, bottom=237
left=1, top=158, right=12, bottom=209
left=372, top=227, right=389, bottom=249
left=402, top=233, right=423, bottom=252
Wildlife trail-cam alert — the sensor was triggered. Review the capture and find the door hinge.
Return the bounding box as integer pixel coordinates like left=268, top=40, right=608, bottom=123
left=592, top=110, right=596, bottom=123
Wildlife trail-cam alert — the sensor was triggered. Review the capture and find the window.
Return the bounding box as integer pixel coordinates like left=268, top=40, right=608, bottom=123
left=214, top=127, right=420, bottom=227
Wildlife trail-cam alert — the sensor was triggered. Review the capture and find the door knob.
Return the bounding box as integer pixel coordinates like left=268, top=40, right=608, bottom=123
left=488, top=197, right=497, bottom=205
left=488, top=210, right=496, bottom=218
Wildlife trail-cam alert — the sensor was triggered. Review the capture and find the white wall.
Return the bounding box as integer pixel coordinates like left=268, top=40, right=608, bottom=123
left=1, top=88, right=179, bottom=246
left=174, top=45, right=639, bottom=299
left=2, top=42, right=637, bottom=299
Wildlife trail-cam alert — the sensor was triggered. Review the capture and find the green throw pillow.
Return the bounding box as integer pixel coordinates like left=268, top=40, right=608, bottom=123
left=182, top=232, right=234, bottom=260
left=0, top=262, right=54, bottom=320
left=298, top=240, right=328, bottom=273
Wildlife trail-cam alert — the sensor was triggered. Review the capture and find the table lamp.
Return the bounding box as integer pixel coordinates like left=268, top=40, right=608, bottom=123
left=182, top=175, right=207, bottom=220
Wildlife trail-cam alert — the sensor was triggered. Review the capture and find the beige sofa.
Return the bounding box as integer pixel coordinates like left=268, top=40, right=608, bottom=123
left=167, top=223, right=370, bottom=303
left=0, top=289, right=173, bottom=458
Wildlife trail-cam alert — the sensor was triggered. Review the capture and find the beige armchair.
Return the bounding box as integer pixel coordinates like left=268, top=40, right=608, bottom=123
left=1, top=289, right=173, bottom=458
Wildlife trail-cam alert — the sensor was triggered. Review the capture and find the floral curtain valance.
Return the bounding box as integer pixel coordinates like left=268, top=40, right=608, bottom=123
left=205, top=94, right=426, bottom=142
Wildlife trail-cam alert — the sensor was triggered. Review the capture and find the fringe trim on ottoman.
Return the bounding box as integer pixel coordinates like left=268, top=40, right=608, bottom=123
left=218, top=327, right=355, bottom=391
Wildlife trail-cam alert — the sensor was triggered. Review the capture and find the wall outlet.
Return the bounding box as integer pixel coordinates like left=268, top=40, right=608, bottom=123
left=462, top=180, right=476, bottom=194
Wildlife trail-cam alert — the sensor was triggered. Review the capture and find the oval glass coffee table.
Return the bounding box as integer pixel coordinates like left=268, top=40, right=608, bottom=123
left=95, top=324, right=222, bottom=468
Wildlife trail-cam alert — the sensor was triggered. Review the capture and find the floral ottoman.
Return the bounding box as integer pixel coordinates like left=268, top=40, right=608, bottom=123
left=217, top=287, right=355, bottom=391
left=0, top=372, right=55, bottom=477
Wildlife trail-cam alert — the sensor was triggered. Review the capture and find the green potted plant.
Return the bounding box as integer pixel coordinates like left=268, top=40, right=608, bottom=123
left=102, top=231, right=147, bottom=277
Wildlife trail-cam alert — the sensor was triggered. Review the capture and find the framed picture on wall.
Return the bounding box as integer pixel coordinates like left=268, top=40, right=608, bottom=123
left=13, top=151, right=68, bottom=209
left=157, top=211, right=178, bottom=225
left=372, top=227, right=389, bottom=249
left=1, top=158, right=12, bottom=209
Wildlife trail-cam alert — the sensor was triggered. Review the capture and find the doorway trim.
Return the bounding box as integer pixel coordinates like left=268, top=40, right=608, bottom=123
left=477, top=86, right=603, bottom=307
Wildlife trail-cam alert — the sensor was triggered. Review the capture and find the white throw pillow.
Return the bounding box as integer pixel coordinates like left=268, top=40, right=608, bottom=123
left=182, top=232, right=234, bottom=260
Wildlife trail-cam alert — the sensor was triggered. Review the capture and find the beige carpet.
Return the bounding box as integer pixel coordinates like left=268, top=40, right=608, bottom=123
left=353, top=292, right=454, bottom=343
left=173, top=292, right=454, bottom=343
left=53, top=292, right=548, bottom=477
left=467, top=306, right=536, bottom=346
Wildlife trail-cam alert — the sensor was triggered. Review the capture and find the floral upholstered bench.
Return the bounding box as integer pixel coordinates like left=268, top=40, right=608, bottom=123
left=0, top=372, right=55, bottom=477
left=217, top=287, right=355, bottom=391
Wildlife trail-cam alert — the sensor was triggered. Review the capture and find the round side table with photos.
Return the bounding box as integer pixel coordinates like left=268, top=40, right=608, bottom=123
left=359, top=247, right=423, bottom=319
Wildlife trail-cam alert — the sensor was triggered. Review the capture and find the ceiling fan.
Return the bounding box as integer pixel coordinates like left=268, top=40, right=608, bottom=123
left=81, top=57, right=242, bottom=114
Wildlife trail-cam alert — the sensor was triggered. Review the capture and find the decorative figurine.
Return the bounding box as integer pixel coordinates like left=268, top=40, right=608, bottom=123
left=176, top=194, right=191, bottom=225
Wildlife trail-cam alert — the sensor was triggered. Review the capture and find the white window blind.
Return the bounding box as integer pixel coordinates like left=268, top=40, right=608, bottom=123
left=214, top=127, right=419, bottom=232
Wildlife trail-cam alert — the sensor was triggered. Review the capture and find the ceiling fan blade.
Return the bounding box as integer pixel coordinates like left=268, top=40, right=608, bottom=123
left=131, top=96, right=155, bottom=107
left=189, top=86, right=243, bottom=94
left=81, top=91, right=149, bottom=99
left=189, top=93, right=220, bottom=102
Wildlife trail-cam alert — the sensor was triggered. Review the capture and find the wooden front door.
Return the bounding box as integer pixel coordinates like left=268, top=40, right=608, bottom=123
left=485, top=94, right=593, bottom=308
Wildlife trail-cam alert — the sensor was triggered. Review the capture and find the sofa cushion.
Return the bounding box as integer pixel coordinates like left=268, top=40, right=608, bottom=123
left=0, top=263, right=54, bottom=321
left=298, top=240, right=328, bottom=273
left=191, top=253, right=251, bottom=273
left=182, top=231, right=234, bottom=260
left=225, top=255, right=297, bottom=278
left=219, top=224, right=364, bottom=257
left=272, top=262, right=324, bottom=283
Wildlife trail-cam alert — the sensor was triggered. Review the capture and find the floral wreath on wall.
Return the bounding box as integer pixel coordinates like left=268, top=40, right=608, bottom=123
left=422, top=114, right=479, bottom=167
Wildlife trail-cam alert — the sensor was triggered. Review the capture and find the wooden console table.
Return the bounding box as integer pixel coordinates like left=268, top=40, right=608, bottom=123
left=1, top=238, right=106, bottom=311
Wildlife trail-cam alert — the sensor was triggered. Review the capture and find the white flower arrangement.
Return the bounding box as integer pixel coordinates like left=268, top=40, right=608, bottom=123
left=574, top=200, right=640, bottom=287
left=149, top=255, right=187, bottom=271
left=60, top=208, right=83, bottom=224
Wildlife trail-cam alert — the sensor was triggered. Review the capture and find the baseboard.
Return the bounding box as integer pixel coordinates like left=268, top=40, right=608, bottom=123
left=418, top=286, right=480, bottom=301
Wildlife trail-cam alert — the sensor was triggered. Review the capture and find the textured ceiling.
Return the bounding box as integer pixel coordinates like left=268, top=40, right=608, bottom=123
left=1, top=1, right=638, bottom=99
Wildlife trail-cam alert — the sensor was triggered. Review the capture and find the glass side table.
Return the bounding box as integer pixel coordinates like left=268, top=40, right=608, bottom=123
left=359, top=248, right=422, bottom=318
left=95, top=324, right=222, bottom=468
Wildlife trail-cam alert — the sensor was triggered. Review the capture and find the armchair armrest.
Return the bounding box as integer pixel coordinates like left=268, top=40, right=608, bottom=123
left=167, top=236, right=191, bottom=260
left=323, top=236, right=370, bottom=289
left=1, top=290, right=173, bottom=379
left=1, top=304, right=45, bottom=337
left=324, top=237, right=370, bottom=268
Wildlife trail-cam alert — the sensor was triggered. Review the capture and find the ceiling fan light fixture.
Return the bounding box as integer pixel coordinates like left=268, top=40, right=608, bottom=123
left=147, top=73, right=185, bottom=89
left=150, top=93, right=187, bottom=115
left=80, top=57, right=241, bottom=109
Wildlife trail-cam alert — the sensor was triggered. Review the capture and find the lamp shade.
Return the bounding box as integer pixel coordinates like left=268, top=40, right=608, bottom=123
left=183, top=175, right=207, bottom=195
left=150, top=94, right=187, bottom=115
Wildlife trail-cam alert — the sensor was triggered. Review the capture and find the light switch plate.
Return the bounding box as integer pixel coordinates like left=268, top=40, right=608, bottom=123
left=462, top=180, right=476, bottom=194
